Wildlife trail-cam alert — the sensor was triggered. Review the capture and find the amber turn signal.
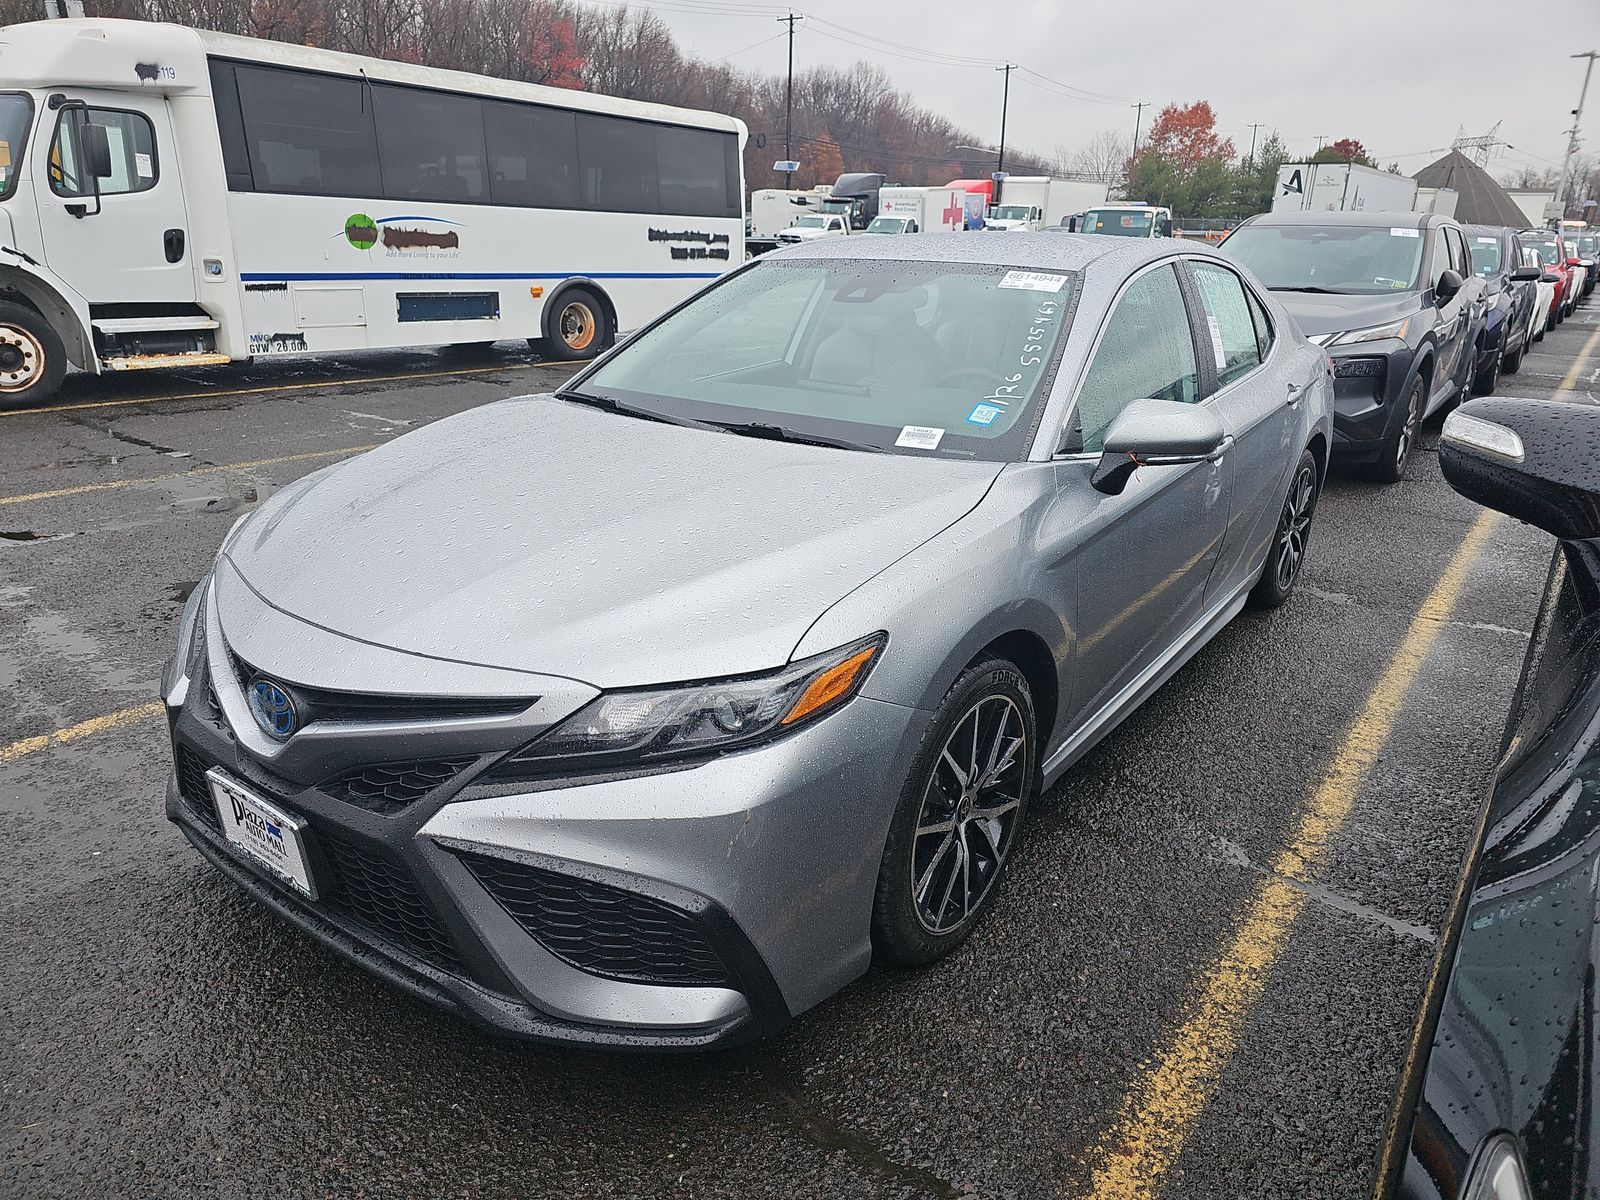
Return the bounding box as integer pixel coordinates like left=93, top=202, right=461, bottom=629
left=782, top=642, right=881, bottom=726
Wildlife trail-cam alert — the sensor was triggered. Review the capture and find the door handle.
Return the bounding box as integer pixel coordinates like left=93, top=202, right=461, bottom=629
left=1285, top=382, right=1305, bottom=407
left=1205, top=434, right=1236, bottom=463
left=163, top=228, right=185, bottom=263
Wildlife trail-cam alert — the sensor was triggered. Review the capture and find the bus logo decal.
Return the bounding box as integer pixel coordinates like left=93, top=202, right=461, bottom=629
left=344, top=214, right=379, bottom=250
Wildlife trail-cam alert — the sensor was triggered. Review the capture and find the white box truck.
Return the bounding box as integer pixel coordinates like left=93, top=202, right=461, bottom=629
left=1272, top=163, right=1418, bottom=214
left=748, top=186, right=833, bottom=254
left=870, top=186, right=967, bottom=235
left=987, top=177, right=1113, bottom=230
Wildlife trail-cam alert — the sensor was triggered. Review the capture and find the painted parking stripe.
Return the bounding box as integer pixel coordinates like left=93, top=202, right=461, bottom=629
left=0, top=701, right=165, bottom=765
left=1080, top=509, right=1499, bottom=1200
left=1555, top=323, right=1600, bottom=398
left=0, top=444, right=379, bottom=508
left=0, top=361, right=564, bottom=421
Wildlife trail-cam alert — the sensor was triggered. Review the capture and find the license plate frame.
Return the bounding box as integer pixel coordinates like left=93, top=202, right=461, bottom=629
left=209, top=769, right=318, bottom=900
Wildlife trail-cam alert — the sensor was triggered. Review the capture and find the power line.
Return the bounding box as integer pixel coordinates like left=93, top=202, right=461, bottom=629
left=712, top=30, right=787, bottom=62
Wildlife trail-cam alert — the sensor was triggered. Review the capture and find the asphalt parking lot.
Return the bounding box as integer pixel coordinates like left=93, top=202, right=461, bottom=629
left=2, top=312, right=1595, bottom=1199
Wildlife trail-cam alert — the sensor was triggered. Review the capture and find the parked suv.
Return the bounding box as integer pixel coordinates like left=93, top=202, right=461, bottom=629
left=1222, top=211, right=1487, bottom=482
left=1464, top=224, right=1541, bottom=388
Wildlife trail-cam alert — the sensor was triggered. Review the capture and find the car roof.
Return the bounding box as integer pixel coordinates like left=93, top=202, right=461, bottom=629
left=773, top=230, right=1216, bottom=273
left=1241, top=210, right=1433, bottom=230
left=1463, top=224, right=1516, bottom=239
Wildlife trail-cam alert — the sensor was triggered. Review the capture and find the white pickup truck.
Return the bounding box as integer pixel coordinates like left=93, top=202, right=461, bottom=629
left=776, top=213, right=852, bottom=245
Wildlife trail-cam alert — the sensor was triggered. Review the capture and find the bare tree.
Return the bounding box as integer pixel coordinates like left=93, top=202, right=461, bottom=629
left=1072, top=128, right=1130, bottom=183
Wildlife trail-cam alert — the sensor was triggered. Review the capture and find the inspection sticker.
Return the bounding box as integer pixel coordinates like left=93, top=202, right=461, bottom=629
left=998, top=270, right=1067, bottom=293
left=1205, top=314, right=1227, bottom=371
left=1390, top=227, right=1420, bottom=238
left=967, top=404, right=1004, bottom=427
left=135, top=152, right=152, bottom=178
left=1476, top=236, right=1498, bottom=244
left=896, top=424, right=945, bottom=450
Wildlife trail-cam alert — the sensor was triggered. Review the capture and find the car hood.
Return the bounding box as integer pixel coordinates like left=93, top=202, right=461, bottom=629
left=1269, top=290, right=1422, bottom=339
left=221, top=396, right=1002, bottom=688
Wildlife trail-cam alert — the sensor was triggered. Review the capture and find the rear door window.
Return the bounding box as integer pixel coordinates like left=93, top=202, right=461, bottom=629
left=1190, top=262, right=1263, bottom=388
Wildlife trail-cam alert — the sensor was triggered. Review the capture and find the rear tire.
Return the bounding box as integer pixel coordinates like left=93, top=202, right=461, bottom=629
left=1502, top=339, right=1523, bottom=375
left=0, top=300, right=65, bottom=410
left=1370, top=374, right=1425, bottom=485
left=539, top=286, right=612, bottom=362
left=1249, top=450, right=1319, bottom=609
left=871, top=656, right=1036, bottom=966
left=1471, top=342, right=1499, bottom=396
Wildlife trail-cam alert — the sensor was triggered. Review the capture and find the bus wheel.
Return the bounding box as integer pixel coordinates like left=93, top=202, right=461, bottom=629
left=0, top=301, right=65, bottom=409
left=541, top=287, right=612, bottom=361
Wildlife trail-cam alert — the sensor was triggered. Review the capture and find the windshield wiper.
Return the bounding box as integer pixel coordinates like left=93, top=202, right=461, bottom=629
left=1268, top=285, right=1350, bottom=295
left=554, top=390, right=719, bottom=432
left=708, top=420, right=878, bottom=453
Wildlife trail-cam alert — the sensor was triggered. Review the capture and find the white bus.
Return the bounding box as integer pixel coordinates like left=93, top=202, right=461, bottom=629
left=0, top=18, right=746, bottom=406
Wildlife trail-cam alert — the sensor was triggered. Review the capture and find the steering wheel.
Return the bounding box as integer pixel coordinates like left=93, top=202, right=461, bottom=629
left=936, top=367, right=1001, bottom=390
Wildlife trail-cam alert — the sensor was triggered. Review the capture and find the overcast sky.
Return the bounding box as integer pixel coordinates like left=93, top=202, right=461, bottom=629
left=612, top=0, right=1598, bottom=183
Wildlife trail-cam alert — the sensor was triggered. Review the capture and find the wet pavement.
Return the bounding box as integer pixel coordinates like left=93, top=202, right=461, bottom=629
left=1, top=315, right=1594, bottom=1199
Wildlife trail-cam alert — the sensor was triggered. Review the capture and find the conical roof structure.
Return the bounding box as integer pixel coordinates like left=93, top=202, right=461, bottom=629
left=1414, top=151, right=1529, bottom=227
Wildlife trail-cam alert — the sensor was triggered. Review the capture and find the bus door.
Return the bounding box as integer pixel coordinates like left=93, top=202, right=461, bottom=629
left=33, top=92, right=194, bottom=306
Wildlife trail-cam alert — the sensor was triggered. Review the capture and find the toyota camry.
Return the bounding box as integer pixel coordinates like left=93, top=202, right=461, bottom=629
left=162, top=234, right=1333, bottom=1048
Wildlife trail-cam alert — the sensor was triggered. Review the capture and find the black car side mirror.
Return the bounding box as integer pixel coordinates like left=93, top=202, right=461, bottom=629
left=1440, top=398, right=1600, bottom=543
left=1510, top=266, right=1541, bottom=282
left=1436, top=268, right=1464, bottom=301
left=1541, top=271, right=1561, bottom=284
left=1090, top=399, right=1229, bottom=495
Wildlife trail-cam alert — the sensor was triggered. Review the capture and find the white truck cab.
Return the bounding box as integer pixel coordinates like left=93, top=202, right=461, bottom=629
left=776, top=213, right=850, bottom=244
left=1078, top=204, right=1175, bottom=238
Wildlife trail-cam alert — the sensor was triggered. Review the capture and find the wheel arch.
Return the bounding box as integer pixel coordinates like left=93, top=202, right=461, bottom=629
left=1305, top=431, right=1328, bottom=488
left=0, top=266, right=91, bottom=370
left=541, top=277, right=618, bottom=349
left=971, top=629, right=1059, bottom=759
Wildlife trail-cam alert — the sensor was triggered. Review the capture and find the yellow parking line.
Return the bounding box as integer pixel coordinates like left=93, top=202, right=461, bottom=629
left=1555, top=322, right=1600, bottom=398
left=0, top=443, right=378, bottom=507
left=0, top=360, right=556, bottom=420
left=1081, top=509, right=1500, bottom=1200
left=0, top=701, right=165, bottom=765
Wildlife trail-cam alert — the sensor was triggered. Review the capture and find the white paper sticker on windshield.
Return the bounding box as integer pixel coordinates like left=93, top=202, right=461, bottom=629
left=1205, top=314, right=1227, bottom=371
left=998, top=270, right=1067, bottom=293
left=896, top=425, right=945, bottom=450
left=1390, top=227, right=1420, bottom=238
left=134, top=152, right=153, bottom=178
left=1476, top=236, right=1498, bottom=244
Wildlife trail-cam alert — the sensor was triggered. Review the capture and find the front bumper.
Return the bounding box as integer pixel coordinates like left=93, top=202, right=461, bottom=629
left=1327, top=339, right=1413, bottom=461
left=164, top=591, right=926, bottom=1049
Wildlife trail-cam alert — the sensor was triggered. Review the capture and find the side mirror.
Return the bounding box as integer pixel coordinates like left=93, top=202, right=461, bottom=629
left=1510, top=266, right=1541, bottom=282
left=1441, top=398, right=1600, bottom=542
left=1436, top=268, right=1464, bottom=301
left=1156, top=218, right=1173, bottom=238
left=1541, top=271, right=1561, bottom=284
left=1090, top=399, right=1228, bottom=495
left=79, top=122, right=113, bottom=180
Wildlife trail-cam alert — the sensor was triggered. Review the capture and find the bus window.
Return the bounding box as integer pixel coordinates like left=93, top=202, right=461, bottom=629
left=232, top=62, right=381, bottom=197
left=50, top=108, right=156, bottom=197
left=577, top=113, right=658, bottom=213
left=0, top=92, right=30, bottom=200
left=482, top=100, right=579, bottom=210
left=372, top=84, right=486, bottom=203
left=657, top=125, right=734, bottom=217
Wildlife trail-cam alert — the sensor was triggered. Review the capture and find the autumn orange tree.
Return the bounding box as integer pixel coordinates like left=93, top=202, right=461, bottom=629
left=1127, top=100, right=1236, bottom=216
left=1310, top=138, right=1376, bottom=167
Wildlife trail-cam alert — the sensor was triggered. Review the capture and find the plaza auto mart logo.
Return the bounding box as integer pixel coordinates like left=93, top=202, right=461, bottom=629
left=341, top=213, right=462, bottom=256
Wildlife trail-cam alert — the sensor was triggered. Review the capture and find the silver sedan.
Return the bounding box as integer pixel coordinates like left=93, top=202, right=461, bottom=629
left=162, top=233, right=1334, bottom=1049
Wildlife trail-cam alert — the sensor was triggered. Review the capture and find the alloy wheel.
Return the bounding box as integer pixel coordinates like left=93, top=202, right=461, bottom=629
left=1274, top=462, right=1316, bottom=593
left=1395, top=383, right=1424, bottom=471
left=910, top=695, right=1027, bottom=935
left=0, top=323, right=44, bottom=393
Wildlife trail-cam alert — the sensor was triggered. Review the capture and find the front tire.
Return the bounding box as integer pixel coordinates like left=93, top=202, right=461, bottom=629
left=1472, top=341, right=1500, bottom=396
left=538, top=286, right=612, bottom=362
left=0, top=300, right=66, bottom=410
left=1250, top=449, right=1319, bottom=609
left=1371, top=374, right=1425, bottom=484
left=871, top=657, right=1037, bottom=966
left=1503, top=338, right=1523, bottom=375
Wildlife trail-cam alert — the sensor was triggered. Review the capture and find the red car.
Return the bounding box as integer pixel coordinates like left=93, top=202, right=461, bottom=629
left=1520, top=229, right=1571, bottom=328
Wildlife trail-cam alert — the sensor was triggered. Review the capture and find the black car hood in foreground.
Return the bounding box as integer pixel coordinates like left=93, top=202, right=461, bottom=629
left=1272, top=289, right=1422, bottom=340
left=1381, top=538, right=1600, bottom=1198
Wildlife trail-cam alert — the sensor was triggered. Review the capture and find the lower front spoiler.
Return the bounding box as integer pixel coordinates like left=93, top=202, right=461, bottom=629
left=166, top=781, right=772, bottom=1051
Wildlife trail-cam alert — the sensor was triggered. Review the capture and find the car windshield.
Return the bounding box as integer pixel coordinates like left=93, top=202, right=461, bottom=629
left=1222, top=223, right=1426, bottom=293
left=993, top=206, right=1031, bottom=221
left=1469, top=235, right=1503, bottom=276
left=867, top=217, right=909, bottom=233
left=0, top=93, right=33, bottom=200
left=1524, top=237, right=1561, bottom=265
left=577, top=258, right=1078, bottom=461
left=1579, top=235, right=1598, bottom=255
left=1081, top=209, right=1152, bottom=236
left=793, top=215, right=828, bottom=229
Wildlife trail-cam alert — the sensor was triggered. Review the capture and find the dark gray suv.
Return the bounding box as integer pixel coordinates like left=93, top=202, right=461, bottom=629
left=1222, top=211, right=1487, bottom=482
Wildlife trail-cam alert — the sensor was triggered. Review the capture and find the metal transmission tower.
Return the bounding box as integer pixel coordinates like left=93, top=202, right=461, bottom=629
left=1451, top=122, right=1510, bottom=169
left=1559, top=51, right=1598, bottom=215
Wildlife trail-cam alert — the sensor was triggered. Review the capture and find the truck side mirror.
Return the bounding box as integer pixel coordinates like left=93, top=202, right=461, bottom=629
left=1510, top=266, right=1541, bottom=282
left=79, top=122, right=113, bottom=180
left=1156, top=218, right=1173, bottom=237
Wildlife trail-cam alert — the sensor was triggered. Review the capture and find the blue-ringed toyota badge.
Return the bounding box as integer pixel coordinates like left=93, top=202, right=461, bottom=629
left=247, top=676, right=298, bottom=739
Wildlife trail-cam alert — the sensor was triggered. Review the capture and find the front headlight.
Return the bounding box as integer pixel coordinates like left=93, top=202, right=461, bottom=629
left=1460, top=1133, right=1531, bottom=1200
left=1329, top=315, right=1412, bottom=346
left=497, top=633, right=886, bottom=775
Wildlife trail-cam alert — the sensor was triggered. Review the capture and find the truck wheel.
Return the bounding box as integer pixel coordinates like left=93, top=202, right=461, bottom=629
left=0, top=300, right=65, bottom=410
left=538, top=287, right=612, bottom=362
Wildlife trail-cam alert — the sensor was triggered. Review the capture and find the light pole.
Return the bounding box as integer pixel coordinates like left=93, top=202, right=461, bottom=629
left=1559, top=50, right=1598, bottom=216
left=777, top=12, right=801, bottom=185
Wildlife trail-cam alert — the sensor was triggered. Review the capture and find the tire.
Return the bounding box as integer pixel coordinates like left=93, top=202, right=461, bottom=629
left=1371, top=373, right=1426, bottom=484
left=0, top=299, right=65, bottom=410
left=871, top=656, right=1037, bottom=966
left=1249, top=449, right=1319, bottom=609
left=539, top=286, right=612, bottom=362
left=1503, top=339, right=1523, bottom=375
left=1471, top=341, right=1499, bottom=396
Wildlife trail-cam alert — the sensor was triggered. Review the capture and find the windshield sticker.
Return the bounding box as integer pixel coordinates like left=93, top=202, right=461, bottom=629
left=999, top=270, right=1068, bottom=293
left=896, top=425, right=945, bottom=450
left=1476, top=236, right=1498, bottom=244
left=1390, top=228, right=1420, bottom=239
left=1205, top=315, right=1227, bottom=371
left=967, top=404, right=1004, bottom=427
left=134, top=152, right=153, bottom=178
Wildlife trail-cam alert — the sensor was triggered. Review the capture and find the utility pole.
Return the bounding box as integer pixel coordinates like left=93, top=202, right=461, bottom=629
left=778, top=12, right=801, bottom=185
left=995, top=64, right=1015, bottom=176
left=1130, top=100, right=1148, bottom=161
left=1314, top=134, right=1329, bottom=152
left=1559, top=50, right=1597, bottom=215
left=1246, top=122, right=1264, bottom=168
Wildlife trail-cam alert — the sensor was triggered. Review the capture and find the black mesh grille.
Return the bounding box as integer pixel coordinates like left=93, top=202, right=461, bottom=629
left=459, top=851, right=730, bottom=986
left=176, top=746, right=220, bottom=829
left=319, top=831, right=464, bottom=974
left=321, top=757, right=475, bottom=815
